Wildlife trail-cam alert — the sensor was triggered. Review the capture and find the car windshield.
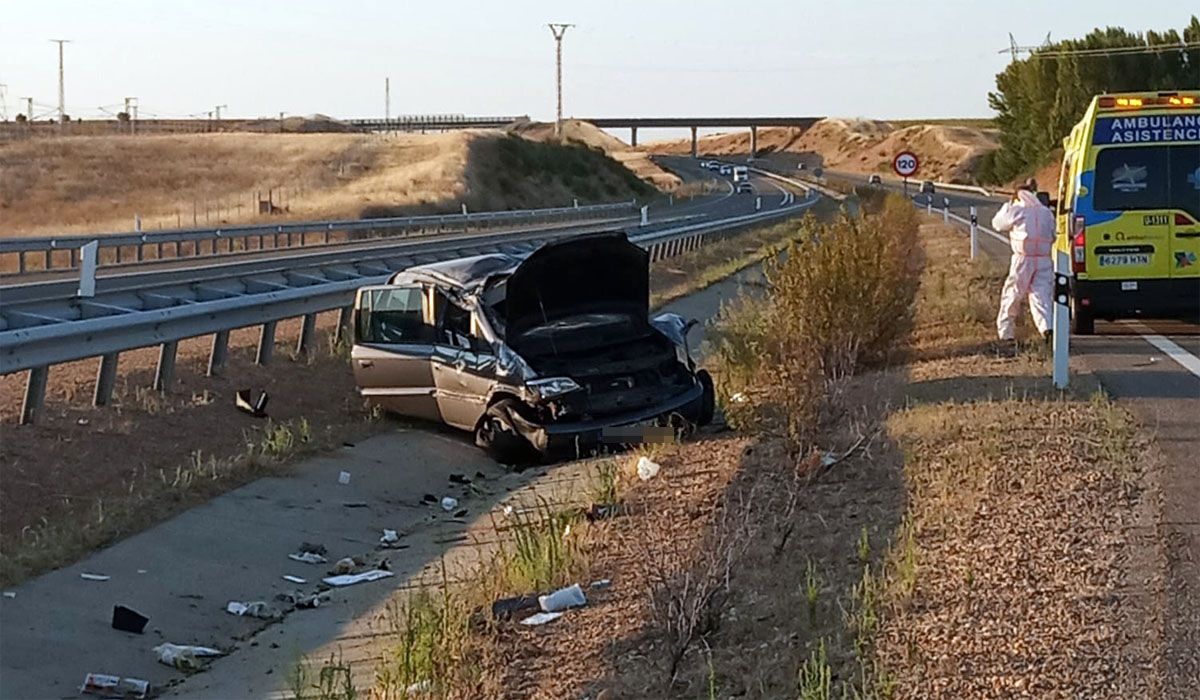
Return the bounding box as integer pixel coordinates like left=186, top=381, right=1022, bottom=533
left=1093, top=145, right=1200, bottom=219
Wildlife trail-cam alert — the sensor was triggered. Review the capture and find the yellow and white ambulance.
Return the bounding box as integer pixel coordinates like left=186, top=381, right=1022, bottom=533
left=1056, top=91, right=1200, bottom=333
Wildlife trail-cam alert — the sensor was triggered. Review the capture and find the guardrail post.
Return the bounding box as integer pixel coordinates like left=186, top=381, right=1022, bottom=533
left=77, top=241, right=99, bottom=298
left=154, top=341, right=178, bottom=392
left=755, top=196, right=762, bottom=211
left=93, top=353, right=120, bottom=406
left=640, top=206, right=648, bottom=227
left=18, top=251, right=26, bottom=274
left=942, top=197, right=949, bottom=223
left=207, top=330, right=230, bottom=377
left=44, top=249, right=52, bottom=271
left=20, top=366, right=49, bottom=425
left=334, top=306, right=354, bottom=346
left=257, top=321, right=277, bottom=365
left=1052, top=250, right=1071, bottom=390
left=296, top=313, right=317, bottom=355
left=969, top=206, right=979, bottom=261
left=926, top=195, right=933, bottom=214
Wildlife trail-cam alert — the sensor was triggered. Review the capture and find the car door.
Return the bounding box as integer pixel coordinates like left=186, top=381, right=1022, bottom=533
left=350, top=285, right=441, bottom=422
left=1168, top=144, right=1200, bottom=279
left=429, top=291, right=495, bottom=431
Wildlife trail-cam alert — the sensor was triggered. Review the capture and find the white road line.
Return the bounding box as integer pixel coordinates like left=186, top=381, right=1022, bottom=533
left=1131, top=324, right=1200, bottom=379
left=757, top=174, right=792, bottom=207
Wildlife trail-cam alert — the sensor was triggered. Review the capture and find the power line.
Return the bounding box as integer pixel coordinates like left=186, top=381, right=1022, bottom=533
left=1000, top=33, right=1199, bottom=61
left=547, top=23, right=573, bottom=137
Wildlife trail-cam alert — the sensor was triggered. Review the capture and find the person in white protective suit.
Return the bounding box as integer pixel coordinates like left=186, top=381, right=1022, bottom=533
left=991, top=179, right=1056, bottom=341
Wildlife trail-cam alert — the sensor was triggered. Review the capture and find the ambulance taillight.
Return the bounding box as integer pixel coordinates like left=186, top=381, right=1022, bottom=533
left=1071, top=216, right=1087, bottom=274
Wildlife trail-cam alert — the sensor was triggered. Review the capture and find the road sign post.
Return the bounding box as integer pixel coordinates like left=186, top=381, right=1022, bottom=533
left=926, top=194, right=932, bottom=213
left=892, top=151, right=919, bottom=198
left=942, top=197, right=950, bottom=223
left=1052, top=250, right=1071, bottom=389
left=969, top=206, right=978, bottom=260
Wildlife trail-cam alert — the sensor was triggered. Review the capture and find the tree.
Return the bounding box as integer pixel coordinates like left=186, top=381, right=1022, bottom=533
left=982, top=16, right=1200, bottom=184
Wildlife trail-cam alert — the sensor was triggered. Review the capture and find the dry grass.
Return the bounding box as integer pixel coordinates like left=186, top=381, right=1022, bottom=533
left=0, top=129, right=655, bottom=237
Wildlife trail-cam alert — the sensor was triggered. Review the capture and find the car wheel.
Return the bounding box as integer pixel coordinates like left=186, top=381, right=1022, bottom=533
left=475, top=399, right=538, bottom=466
left=696, top=369, right=715, bottom=426
left=1071, top=297, right=1094, bottom=335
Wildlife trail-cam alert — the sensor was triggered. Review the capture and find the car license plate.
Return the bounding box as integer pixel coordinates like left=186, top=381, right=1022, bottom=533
left=1098, top=254, right=1150, bottom=267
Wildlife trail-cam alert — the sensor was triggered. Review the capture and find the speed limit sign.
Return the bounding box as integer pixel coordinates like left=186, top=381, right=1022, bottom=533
left=892, top=151, right=919, bottom=178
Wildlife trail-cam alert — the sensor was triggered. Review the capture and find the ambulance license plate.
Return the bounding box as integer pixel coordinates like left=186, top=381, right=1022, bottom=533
left=1098, top=254, right=1150, bottom=267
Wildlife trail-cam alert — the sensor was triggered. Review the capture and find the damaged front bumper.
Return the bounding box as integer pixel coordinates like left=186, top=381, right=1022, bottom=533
left=507, top=382, right=706, bottom=455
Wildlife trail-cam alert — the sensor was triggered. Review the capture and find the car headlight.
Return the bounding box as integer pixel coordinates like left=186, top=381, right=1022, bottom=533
left=527, top=377, right=581, bottom=401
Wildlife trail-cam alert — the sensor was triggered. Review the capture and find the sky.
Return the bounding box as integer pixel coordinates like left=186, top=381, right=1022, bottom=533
left=1, top=0, right=1192, bottom=132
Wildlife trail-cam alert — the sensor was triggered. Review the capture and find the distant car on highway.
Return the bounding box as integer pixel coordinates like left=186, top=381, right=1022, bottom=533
left=868, top=174, right=883, bottom=185
left=698, top=160, right=710, bottom=168
left=731, top=165, right=749, bottom=182
left=718, top=164, right=733, bottom=176
left=736, top=182, right=754, bottom=194
left=920, top=180, right=936, bottom=194
left=350, top=232, right=715, bottom=464
left=706, top=161, right=723, bottom=171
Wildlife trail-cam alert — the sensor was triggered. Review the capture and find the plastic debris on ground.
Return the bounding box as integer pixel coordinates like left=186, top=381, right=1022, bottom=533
left=590, top=579, right=612, bottom=589
left=636, top=456, right=661, bottom=481
left=821, top=452, right=837, bottom=467
left=520, top=611, right=563, bottom=626
left=491, top=594, right=541, bottom=620
left=322, top=569, right=394, bottom=587
left=235, top=389, right=269, bottom=417
left=282, top=575, right=307, bottom=584
left=80, top=672, right=149, bottom=699
left=276, top=590, right=328, bottom=609
left=338, top=470, right=351, bottom=485
left=225, top=601, right=284, bottom=620
left=538, top=583, right=587, bottom=612
left=448, top=473, right=472, bottom=485
left=729, top=392, right=749, bottom=404
left=288, top=552, right=327, bottom=565
left=111, top=605, right=149, bottom=634
left=153, top=643, right=223, bottom=671
left=80, top=573, right=111, bottom=582
left=2, top=591, right=14, bottom=599
left=380, top=529, right=400, bottom=545
left=440, top=496, right=458, bottom=512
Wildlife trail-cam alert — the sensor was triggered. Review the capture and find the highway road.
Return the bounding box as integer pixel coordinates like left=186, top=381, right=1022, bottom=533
left=0, top=159, right=810, bottom=699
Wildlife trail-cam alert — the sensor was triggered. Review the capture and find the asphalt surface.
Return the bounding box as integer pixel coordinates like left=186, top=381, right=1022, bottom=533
left=0, top=162, right=806, bottom=698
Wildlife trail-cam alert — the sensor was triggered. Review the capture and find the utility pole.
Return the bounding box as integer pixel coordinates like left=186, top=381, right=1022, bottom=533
left=124, top=96, right=138, bottom=134
left=24, top=97, right=33, bottom=121
left=385, top=77, right=390, bottom=122
left=214, top=104, right=226, bottom=120
left=0, top=84, right=7, bottom=121
left=547, top=23, right=573, bottom=138
left=50, top=39, right=71, bottom=129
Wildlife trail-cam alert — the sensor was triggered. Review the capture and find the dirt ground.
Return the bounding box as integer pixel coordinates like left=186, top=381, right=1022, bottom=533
left=643, top=118, right=999, bottom=183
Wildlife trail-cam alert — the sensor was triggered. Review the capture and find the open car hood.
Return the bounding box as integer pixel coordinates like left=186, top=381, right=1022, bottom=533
left=504, top=231, right=649, bottom=342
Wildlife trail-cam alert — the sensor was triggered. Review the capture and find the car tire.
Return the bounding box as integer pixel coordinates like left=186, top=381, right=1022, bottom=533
left=1071, top=297, right=1094, bottom=335
left=475, top=399, right=538, bottom=466
left=696, top=369, right=715, bottom=426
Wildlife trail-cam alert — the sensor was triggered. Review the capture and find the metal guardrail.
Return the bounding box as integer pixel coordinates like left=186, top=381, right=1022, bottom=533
left=1, top=190, right=819, bottom=422
left=0, top=202, right=635, bottom=274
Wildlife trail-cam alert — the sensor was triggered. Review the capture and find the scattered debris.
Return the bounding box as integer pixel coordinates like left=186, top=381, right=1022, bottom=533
left=226, top=601, right=284, bottom=620
left=2, top=591, right=14, bottom=599
left=729, top=391, right=748, bottom=403
left=636, top=456, right=661, bottom=481
left=821, top=451, right=837, bottom=468
left=503, top=505, right=514, bottom=516
left=520, top=611, right=564, bottom=626
left=330, top=557, right=357, bottom=575
left=276, top=590, right=328, bottom=609
left=590, top=579, right=612, bottom=589
left=342, top=501, right=368, bottom=508
left=235, top=389, right=269, bottom=418
left=440, top=496, right=459, bottom=512
left=1133, top=357, right=1160, bottom=367
left=338, top=471, right=351, bottom=485
left=322, top=569, right=395, bottom=587
left=282, top=575, right=307, bottom=584
left=406, top=680, right=434, bottom=694
left=112, top=605, right=149, bottom=634
left=539, top=583, right=587, bottom=612
left=152, top=643, right=223, bottom=671
left=492, top=595, right=541, bottom=620
left=288, top=552, right=327, bottom=565
left=77, top=417, right=91, bottom=426
left=448, top=473, right=472, bottom=485
left=80, top=573, right=111, bottom=582
left=80, top=672, right=149, bottom=699
left=380, top=529, right=400, bottom=545
left=453, top=508, right=469, bottom=518
left=422, top=493, right=439, bottom=504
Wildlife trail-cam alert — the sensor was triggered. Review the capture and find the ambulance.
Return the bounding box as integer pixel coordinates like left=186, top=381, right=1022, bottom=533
left=1055, top=91, right=1200, bottom=334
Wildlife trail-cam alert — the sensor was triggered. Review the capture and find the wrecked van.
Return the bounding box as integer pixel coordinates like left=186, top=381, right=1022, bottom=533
left=350, top=231, right=715, bottom=463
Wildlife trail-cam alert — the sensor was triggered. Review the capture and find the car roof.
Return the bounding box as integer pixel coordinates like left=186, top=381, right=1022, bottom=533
left=387, top=253, right=522, bottom=290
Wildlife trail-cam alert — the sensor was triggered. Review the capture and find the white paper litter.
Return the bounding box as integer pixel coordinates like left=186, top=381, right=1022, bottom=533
left=519, top=611, right=563, bottom=626
left=538, top=583, right=587, bottom=612
left=322, top=569, right=395, bottom=587
left=80, top=573, right=111, bottom=582
left=153, top=643, right=223, bottom=671
left=2, top=591, right=15, bottom=599
left=338, top=470, right=351, bottom=484
left=636, top=456, right=661, bottom=481
left=380, top=529, right=399, bottom=544
left=80, top=672, right=149, bottom=699
left=282, top=575, right=307, bottom=584
left=730, top=392, right=748, bottom=403
left=288, top=552, right=328, bottom=565
left=440, top=496, right=458, bottom=512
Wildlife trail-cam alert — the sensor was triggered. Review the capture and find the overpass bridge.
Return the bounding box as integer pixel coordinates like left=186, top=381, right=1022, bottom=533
left=580, top=116, right=823, bottom=155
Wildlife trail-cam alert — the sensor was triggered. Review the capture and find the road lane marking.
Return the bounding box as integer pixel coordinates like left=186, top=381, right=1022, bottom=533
left=1131, top=324, right=1200, bottom=379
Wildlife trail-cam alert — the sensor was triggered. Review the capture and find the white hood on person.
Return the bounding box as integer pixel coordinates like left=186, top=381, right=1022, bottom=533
left=991, top=189, right=1056, bottom=340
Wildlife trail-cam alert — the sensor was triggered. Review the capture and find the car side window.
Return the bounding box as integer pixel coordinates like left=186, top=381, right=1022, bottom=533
left=356, top=287, right=435, bottom=344
left=435, top=291, right=488, bottom=352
